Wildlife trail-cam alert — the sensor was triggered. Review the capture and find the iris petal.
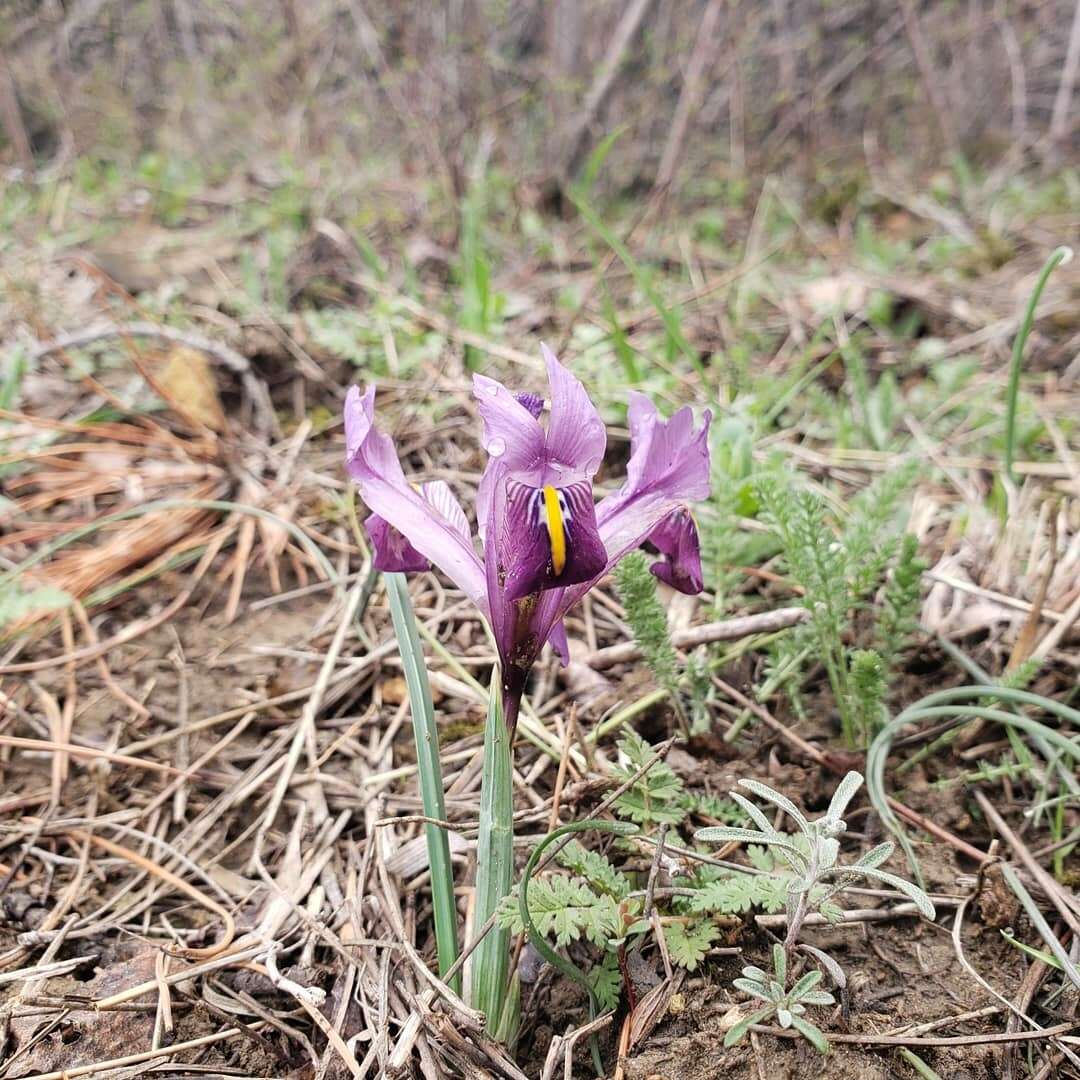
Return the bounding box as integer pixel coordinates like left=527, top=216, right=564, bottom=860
left=367, top=480, right=473, bottom=573
left=594, top=394, right=712, bottom=566
left=367, top=514, right=429, bottom=572
left=472, top=373, right=545, bottom=472
left=647, top=508, right=704, bottom=594
left=542, top=344, right=606, bottom=476
left=501, top=478, right=607, bottom=602
left=345, top=386, right=487, bottom=609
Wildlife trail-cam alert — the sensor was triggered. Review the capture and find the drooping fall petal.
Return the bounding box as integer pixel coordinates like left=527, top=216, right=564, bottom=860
left=500, top=478, right=607, bottom=602
left=646, top=507, right=704, bottom=595
left=592, top=393, right=712, bottom=576
left=366, top=481, right=473, bottom=574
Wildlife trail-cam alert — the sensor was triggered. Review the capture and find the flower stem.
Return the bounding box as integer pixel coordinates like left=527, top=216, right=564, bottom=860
left=471, top=674, right=514, bottom=1033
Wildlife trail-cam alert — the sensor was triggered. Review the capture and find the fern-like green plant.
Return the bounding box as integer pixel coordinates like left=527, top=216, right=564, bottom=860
left=755, top=465, right=920, bottom=746
left=662, top=919, right=719, bottom=970
left=875, top=532, right=926, bottom=675
left=849, top=649, right=887, bottom=737
left=497, top=876, right=622, bottom=947
left=611, top=731, right=687, bottom=826
left=614, top=551, right=680, bottom=698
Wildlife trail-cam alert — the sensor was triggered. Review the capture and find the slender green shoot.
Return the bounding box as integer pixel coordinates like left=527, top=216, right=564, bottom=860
left=385, top=572, right=460, bottom=993
left=1003, top=245, right=1072, bottom=484
left=570, top=192, right=705, bottom=377
left=866, top=686, right=1080, bottom=883
left=999, top=863, right=1080, bottom=991
left=471, top=678, right=514, bottom=1033
left=898, top=1048, right=945, bottom=1080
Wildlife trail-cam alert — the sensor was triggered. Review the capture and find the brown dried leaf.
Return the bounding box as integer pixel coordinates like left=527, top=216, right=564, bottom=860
left=157, top=346, right=226, bottom=432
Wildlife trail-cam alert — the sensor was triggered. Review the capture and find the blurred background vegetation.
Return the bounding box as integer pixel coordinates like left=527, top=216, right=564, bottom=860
left=3, top=0, right=1078, bottom=200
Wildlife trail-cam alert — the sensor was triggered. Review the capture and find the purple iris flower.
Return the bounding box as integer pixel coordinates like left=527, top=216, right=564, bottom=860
left=345, top=345, right=711, bottom=732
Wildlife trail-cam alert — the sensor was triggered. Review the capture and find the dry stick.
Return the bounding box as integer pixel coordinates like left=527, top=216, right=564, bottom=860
left=949, top=896, right=1080, bottom=1071
left=756, top=904, right=940, bottom=929
left=554, top=0, right=654, bottom=182
left=1008, top=511, right=1058, bottom=670
left=71, top=597, right=150, bottom=720
left=711, top=676, right=833, bottom=767
left=586, top=608, right=809, bottom=670
left=253, top=580, right=365, bottom=868
left=30, top=319, right=250, bottom=376
left=0, top=529, right=227, bottom=674
left=0, top=953, right=96, bottom=986
left=651, top=0, right=725, bottom=202
left=0, top=736, right=198, bottom=778
left=1033, top=587, right=1080, bottom=661
left=1005, top=958, right=1052, bottom=1080
left=973, top=791, right=1080, bottom=938
left=62, top=829, right=236, bottom=959
left=901, top=2, right=960, bottom=156
left=886, top=1004, right=1003, bottom=1038
left=247, top=957, right=365, bottom=1079
left=713, top=677, right=991, bottom=863
left=886, top=798, right=991, bottom=866
left=1050, top=0, right=1080, bottom=146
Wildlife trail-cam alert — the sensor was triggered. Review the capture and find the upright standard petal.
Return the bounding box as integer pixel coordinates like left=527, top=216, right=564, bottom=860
left=345, top=386, right=487, bottom=608
left=472, top=373, right=545, bottom=475
left=473, top=373, right=547, bottom=544
left=646, top=508, right=704, bottom=594
left=541, top=344, right=606, bottom=476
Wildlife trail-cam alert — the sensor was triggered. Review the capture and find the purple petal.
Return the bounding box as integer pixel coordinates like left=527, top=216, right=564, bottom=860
left=501, top=478, right=607, bottom=602
left=647, top=508, right=704, bottom=595
left=421, top=481, right=472, bottom=541
left=345, top=386, right=487, bottom=608
left=516, top=391, right=544, bottom=419
left=367, top=514, right=429, bottom=572
left=595, top=394, right=712, bottom=564
left=473, top=373, right=545, bottom=474
left=546, top=619, right=569, bottom=665
left=541, top=344, right=606, bottom=476
left=367, top=480, right=473, bottom=574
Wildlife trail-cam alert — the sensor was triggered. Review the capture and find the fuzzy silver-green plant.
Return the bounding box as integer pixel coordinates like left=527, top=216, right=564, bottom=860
left=698, top=771, right=934, bottom=1053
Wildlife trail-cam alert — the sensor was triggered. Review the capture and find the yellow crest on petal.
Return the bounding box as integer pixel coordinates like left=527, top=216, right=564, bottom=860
left=542, top=485, right=567, bottom=576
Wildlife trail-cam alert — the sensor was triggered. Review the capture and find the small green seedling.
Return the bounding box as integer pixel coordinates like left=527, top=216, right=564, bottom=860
left=725, top=943, right=835, bottom=1052
left=697, top=771, right=935, bottom=1053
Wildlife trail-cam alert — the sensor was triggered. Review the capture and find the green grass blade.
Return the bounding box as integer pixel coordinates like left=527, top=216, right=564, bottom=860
left=898, top=1048, right=944, bottom=1079
left=470, top=675, right=513, bottom=1032
left=866, top=685, right=1080, bottom=882
left=571, top=192, right=705, bottom=377
left=384, top=572, right=460, bottom=993
left=1003, top=245, right=1072, bottom=483
left=999, top=864, right=1080, bottom=991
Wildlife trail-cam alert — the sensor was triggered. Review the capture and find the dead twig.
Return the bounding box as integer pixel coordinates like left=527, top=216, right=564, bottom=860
left=586, top=608, right=809, bottom=670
